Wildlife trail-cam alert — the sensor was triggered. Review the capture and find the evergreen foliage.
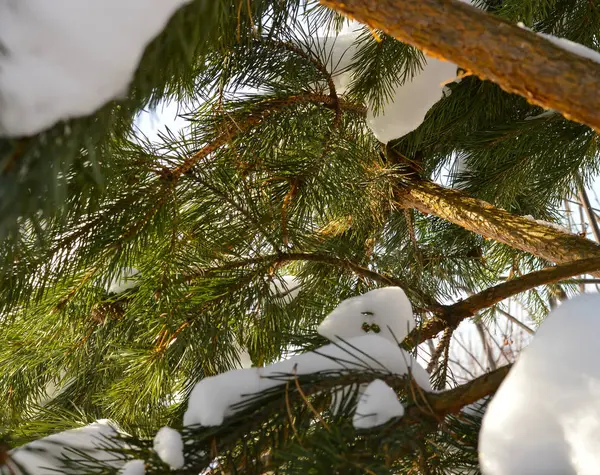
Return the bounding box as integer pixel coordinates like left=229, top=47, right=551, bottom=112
left=1, top=0, right=600, bottom=473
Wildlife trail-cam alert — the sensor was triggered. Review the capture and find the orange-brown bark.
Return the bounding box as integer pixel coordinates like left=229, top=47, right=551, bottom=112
left=398, top=180, right=600, bottom=266
left=403, top=256, right=600, bottom=348
left=319, top=0, right=600, bottom=133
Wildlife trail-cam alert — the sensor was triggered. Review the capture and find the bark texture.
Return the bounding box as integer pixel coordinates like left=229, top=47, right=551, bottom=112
left=403, top=256, right=600, bottom=348
left=397, top=180, right=600, bottom=266
left=319, top=0, right=600, bottom=133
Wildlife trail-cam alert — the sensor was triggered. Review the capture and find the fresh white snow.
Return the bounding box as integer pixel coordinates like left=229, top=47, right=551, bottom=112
left=539, top=33, right=600, bottom=65
left=236, top=345, right=254, bottom=369
left=120, top=459, right=146, bottom=475
left=268, top=275, right=302, bottom=304
left=317, top=27, right=457, bottom=143
left=366, top=57, right=457, bottom=143
left=479, top=294, right=600, bottom=475
left=522, top=215, right=570, bottom=234
left=184, top=333, right=430, bottom=427
left=352, top=379, right=405, bottom=429
left=153, top=426, right=185, bottom=470
left=318, top=287, right=415, bottom=345
left=0, top=0, right=191, bottom=137
left=106, top=267, right=140, bottom=294
left=516, top=23, right=600, bottom=65
left=7, top=420, right=125, bottom=474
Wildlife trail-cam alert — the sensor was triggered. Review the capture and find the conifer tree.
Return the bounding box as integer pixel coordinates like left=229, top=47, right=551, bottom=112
left=2, top=0, right=600, bottom=473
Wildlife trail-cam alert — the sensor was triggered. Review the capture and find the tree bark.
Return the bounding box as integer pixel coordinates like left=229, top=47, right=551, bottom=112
left=396, top=179, right=600, bottom=267
left=402, top=256, right=600, bottom=348
left=319, top=0, right=600, bottom=133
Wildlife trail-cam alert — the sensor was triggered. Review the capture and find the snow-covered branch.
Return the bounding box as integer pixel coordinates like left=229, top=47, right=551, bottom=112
left=320, top=0, right=600, bottom=133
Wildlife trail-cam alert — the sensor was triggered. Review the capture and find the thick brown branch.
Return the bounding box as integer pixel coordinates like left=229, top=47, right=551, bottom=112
left=403, top=256, right=600, bottom=348
left=397, top=179, right=600, bottom=267
left=407, top=364, right=511, bottom=419
left=171, top=94, right=365, bottom=178
left=319, top=0, right=600, bottom=132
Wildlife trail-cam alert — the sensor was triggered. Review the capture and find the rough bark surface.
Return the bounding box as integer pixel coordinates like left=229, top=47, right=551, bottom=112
left=319, top=0, right=600, bottom=133
left=403, top=256, right=600, bottom=348
left=397, top=180, right=600, bottom=266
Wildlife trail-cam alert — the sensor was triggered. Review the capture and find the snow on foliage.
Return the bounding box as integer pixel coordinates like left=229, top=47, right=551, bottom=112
left=268, top=275, right=302, bottom=304
left=366, top=57, right=457, bottom=143
left=184, top=334, right=429, bottom=427
left=318, top=286, right=415, bottom=345
left=0, top=0, right=191, bottom=137
left=480, top=295, right=600, bottom=475
left=352, top=379, right=405, bottom=429
left=106, top=267, right=140, bottom=294
left=120, top=459, right=146, bottom=475
left=153, top=426, right=185, bottom=470
left=184, top=287, right=428, bottom=427
left=7, top=420, right=125, bottom=474
left=539, top=33, right=600, bottom=65
left=319, top=26, right=456, bottom=143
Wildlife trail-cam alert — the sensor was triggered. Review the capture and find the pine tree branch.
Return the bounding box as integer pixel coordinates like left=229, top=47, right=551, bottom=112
left=267, top=40, right=343, bottom=124
left=198, top=251, right=407, bottom=288
left=171, top=94, right=366, bottom=178
left=496, top=308, right=534, bottom=335
left=403, top=256, right=600, bottom=348
left=406, top=363, right=511, bottom=419
left=396, top=179, right=600, bottom=268
left=577, top=176, right=600, bottom=242
left=319, top=0, right=600, bottom=133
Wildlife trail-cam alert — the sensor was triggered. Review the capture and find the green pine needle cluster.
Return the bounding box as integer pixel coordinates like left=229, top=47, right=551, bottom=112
left=1, top=0, right=600, bottom=473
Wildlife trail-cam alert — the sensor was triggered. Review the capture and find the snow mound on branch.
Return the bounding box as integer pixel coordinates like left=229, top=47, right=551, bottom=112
left=539, top=33, right=600, bottom=64
left=106, top=267, right=140, bottom=294
left=268, top=275, right=302, bottom=304
left=318, top=287, right=415, bottom=345
left=367, top=57, right=457, bottom=143
left=480, top=294, right=600, bottom=475
left=353, top=379, right=404, bottom=429
left=184, top=334, right=429, bottom=427
left=317, top=27, right=457, bottom=143
left=153, top=427, right=184, bottom=470
left=523, top=215, right=570, bottom=234
left=0, top=0, right=191, bottom=137
left=120, top=460, right=146, bottom=475
left=8, top=420, right=126, bottom=474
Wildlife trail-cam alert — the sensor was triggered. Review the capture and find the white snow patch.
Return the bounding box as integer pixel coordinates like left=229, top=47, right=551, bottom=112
left=316, top=29, right=457, bottom=142
left=237, top=346, right=253, bottom=369
left=153, top=427, right=184, bottom=470
left=522, top=215, right=570, bottom=234
left=480, top=295, right=600, bottom=475
left=8, top=420, right=125, bottom=474
left=120, top=459, right=146, bottom=475
left=516, top=23, right=600, bottom=65
left=524, top=110, right=557, bottom=121
left=353, top=379, right=404, bottom=429
left=184, top=334, right=430, bottom=427
left=106, top=267, right=140, bottom=294
left=0, top=0, right=191, bottom=137
left=318, top=287, right=415, bottom=345
left=539, top=33, right=600, bottom=64
left=269, top=275, right=302, bottom=304
left=367, top=57, right=457, bottom=143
